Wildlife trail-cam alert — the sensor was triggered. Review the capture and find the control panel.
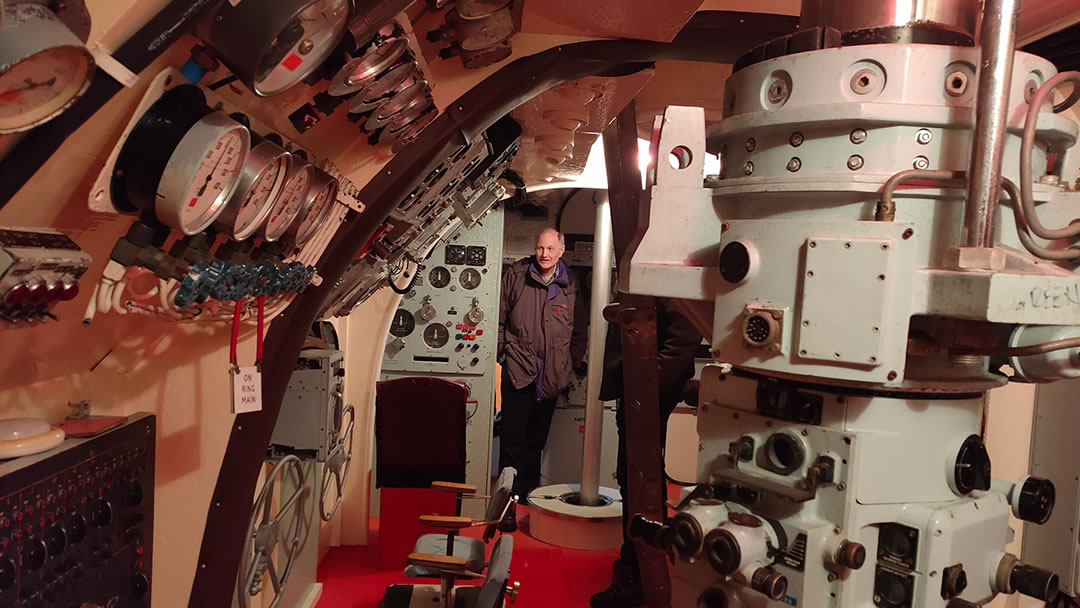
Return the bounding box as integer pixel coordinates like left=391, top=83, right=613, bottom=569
left=0, top=227, right=92, bottom=326
left=380, top=209, right=503, bottom=519
left=0, top=414, right=155, bottom=608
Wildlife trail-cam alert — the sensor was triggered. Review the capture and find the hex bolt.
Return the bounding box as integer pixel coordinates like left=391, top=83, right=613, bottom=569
left=850, top=129, right=867, bottom=144
left=916, top=129, right=933, bottom=145
left=790, top=132, right=804, bottom=147
left=847, top=155, right=864, bottom=171
left=768, top=79, right=790, bottom=105
left=744, top=161, right=754, bottom=176
left=913, top=156, right=930, bottom=170
left=787, top=157, right=802, bottom=172
left=1025, top=79, right=1039, bottom=103
left=945, top=71, right=969, bottom=97
left=746, top=138, right=756, bottom=152
left=850, top=69, right=877, bottom=95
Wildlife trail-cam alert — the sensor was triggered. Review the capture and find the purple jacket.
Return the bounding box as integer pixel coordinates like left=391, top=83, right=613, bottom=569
left=498, top=257, right=588, bottom=399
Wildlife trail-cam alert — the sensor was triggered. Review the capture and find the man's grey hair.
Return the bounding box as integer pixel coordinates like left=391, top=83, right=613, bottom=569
left=538, top=228, right=565, bottom=248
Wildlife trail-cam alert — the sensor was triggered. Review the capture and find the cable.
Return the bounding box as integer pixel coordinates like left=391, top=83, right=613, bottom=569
left=876, top=170, right=964, bottom=221
left=229, top=300, right=243, bottom=368
left=1002, top=176, right=1080, bottom=260
left=388, top=259, right=419, bottom=294
left=1020, top=71, right=1080, bottom=240
left=256, top=296, right=265, bottom=363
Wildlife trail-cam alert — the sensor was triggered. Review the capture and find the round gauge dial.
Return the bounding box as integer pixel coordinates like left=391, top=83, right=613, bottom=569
left=459, top=268, right=482, bottom=290
left=389, top=309, right=415, bottom=337
left=263, top=163, right=314, bottom=241
left=233, top=152, right=290, bottom=239
left=423, top=324, right=449, bottom=349
left=173, top=128, right=248, bottom=233
left=202, top=0, right=351, bottom=97
left=0, top=3, right=95, bottom=134
left=292, top=173, right=339, bottom=247
left=429, top=266, right=451, bottom=288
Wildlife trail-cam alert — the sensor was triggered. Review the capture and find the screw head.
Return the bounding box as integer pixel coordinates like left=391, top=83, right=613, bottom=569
left=847, top=155, right=864, bottom=171
left=916, top=129, right=932, bottom=145
left=850, top=69, right=877, bottom=95
left=790, top=132, right=804, bottom=147
left=745, top=138, right=756, bottom=152
left=786, top=157, right=802, bottom=172
left=767, top=79, right=790, bottom=105
left=913, top=155, right=930, bottom=170
left=945, top=71, right=969, bottom=97
left=850, top=129, right=867, bottom=144
left=1025, top=79, right=1039, bottom=103
left=744, top=161, right=754, bottom=175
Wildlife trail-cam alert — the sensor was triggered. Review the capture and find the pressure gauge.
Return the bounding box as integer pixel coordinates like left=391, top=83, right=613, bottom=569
left=214, top=140, right=292, bottom=241
left=389, top=309, right=415, bottom=337
left=262, top=161, right=315, bottom=242
left=328, top=37, right=409, bottom=96
left=288, top=168, right=339, bottom=247
left=200, top=0, right=351, bottom=97
left=380, top=106, right=436, bottom=146
left=0, top=2, right=95, bottom=133
left=112, top=85, right=250, bottom=235
left=348, top=60, right=417, bottom=113
left=423, top=324, right=449, bottom=349
left=459, top=268, right=481, bottom=290
left=391, top=109, right=439, bottom=153
left=366, top=81, right=431, bottom=131
left=429, top=266, right=450, bottom=288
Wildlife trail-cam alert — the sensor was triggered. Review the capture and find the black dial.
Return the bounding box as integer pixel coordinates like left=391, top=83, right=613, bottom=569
left=459, top=269, right=481, bottom=290
left=90, top=500, right=112, bottom=527
left=44, top=524, right=65, bottom=556
left=124, top=481, right=144, bottom=507
left=65, top=515, right=86, bottom=544
left=466, top=246, right=486, bottom=266
left=423, top=324, right=449, bottom=348
left=132, top=573, right=149, bottom=599
left=446, top=245, right=466, bottom=265
left=22, top=539, right=46, bottom=571
left=389, top=309, right=416, bottom=337
left=953, top=435, right=991, bottom=495
left=429, top=266, right=451, bottom=288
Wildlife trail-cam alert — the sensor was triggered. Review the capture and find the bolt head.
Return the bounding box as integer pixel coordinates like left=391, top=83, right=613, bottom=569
left=913, top=156, right=930, bottom=170
left=847, top=155, right=864, bottom=171
left=790, top=132, right=804, bottom=147
left=786, top=157, right=802, bottom=172
left=916, top=129, right=932, bottom=145
left=850, top=129, right=867, bottom=144
left=745, top=138, right=756, bottom=152
left=743, top=161, right=754, bottom=175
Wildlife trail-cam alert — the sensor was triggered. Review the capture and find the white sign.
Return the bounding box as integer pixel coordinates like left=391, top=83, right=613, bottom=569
left=231, top=366, right=263, bottom=414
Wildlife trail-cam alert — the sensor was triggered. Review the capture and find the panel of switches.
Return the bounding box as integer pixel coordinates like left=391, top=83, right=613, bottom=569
left=0, top=414, right=155, bottom=608
left=0, top=227, right=92, bottom=327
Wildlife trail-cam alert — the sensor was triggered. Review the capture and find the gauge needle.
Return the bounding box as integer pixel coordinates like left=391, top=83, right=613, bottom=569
left=0, top=77, right=57, bottom=102
left=197, top=150, right=228, bottom=196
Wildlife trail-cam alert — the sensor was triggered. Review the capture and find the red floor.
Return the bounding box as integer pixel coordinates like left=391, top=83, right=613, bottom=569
left=317, top=515, right=619, bottom=608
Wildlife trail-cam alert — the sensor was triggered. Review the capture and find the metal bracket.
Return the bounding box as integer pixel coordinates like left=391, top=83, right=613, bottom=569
left=65, top=400, right=90, bottom=421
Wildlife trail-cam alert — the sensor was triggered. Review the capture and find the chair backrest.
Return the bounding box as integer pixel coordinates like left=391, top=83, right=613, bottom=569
left=482, top=467, right=516, bottom=542
left=474, top=535, right=514, bottom=608
left=375, top=377, right=468, bottom=488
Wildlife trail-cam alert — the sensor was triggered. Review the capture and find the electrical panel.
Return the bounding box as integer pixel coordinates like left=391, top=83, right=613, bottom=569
left=0, top=414, right=155, bottom=608
left=380, top=209, right=504, bottom=519
left=0, top=227, right=92, bottom=327
left=271, top=349, right=345, bottom=461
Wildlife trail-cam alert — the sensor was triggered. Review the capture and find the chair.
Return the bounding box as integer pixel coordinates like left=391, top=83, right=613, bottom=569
left=380, top=467, right=520, bottom=608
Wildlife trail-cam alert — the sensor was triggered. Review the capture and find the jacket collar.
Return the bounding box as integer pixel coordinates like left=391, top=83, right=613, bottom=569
left=529, top=257, right=569, bottom=288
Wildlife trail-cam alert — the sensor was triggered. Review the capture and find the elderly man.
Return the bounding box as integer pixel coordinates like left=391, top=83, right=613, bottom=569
left=498, top=228, right=588, bottom=499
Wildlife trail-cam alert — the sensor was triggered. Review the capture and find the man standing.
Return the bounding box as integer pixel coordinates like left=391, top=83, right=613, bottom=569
left=590, top=298, right=703, bottom=608
left=498, top=228, right=587, bottom=500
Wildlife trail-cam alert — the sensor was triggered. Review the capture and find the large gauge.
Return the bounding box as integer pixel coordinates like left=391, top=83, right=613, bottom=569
left=214, top=139, right=292, bottom=241
left=365, top=81, right=431, bottom=131
left=347, top=59, right=416, bottom=112
left=445, top=245, right=466, bottom=265
left=423, top=324, right=449, bottom=349
left=0, top=2, right=95, bottom=133
left=199, top=0, right=351, bottom=97
left=288, top=168, right=339, bottom=247
left=329, top=37, right=409, bottom=97
left=389, top=309, right=415, bottom=337
left=429, top=266, right=450, bottom=288
left=459, top=268, right=481, bottom=290
left=262, top=161, right=315, bottom=242
left=112, top=85, right=250, bottom=235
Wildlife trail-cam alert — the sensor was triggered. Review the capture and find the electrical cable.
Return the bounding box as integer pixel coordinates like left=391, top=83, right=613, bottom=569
left=1003, top=177, right=1080, bottom=260
left=229, top=300, right=243, bottom=368
left=1019, top=71, right=1080, bottom=240
left=256, top=296, right=265, bottom=363
left=388, top=259, right=419, bottom=294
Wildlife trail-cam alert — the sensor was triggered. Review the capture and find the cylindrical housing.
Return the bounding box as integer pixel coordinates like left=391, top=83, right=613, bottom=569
left=580, top=197, right=613, bottom=506
left=799, top=0, right=978, bottom=39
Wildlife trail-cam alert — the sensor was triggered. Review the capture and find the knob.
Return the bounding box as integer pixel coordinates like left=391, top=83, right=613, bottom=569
left=669, top=512, right=705, bottom=561
left=2, top=282, right=29, bottom=307
left=132, top=573, right=149, bottom=599
left=704, top=529, right=741, bottom=576
left=45, top=282, right=65, bottom=302
left=1010, top=564, right=1059, bottom=602
left=124, top=481, right=144, bottom=506
left=90, top=500, right=112, bottom=527
left=0, top=556, right=15, bottom=589
left=952, top=435, right=992, bottom=495
left=45, top=524, right=66, bottom=556
left=66, top=515, right=86, bottom=544
left=941, top=564, right=968, bottom=599
left=22, top=539, right=46, bottom=570
left=24, top=280, right=47, bottom=306
left=1016, top=476, right=1055, bottom=524
left=750, top=568, right=788, bottom=601
left=60, top=281, right=79, bottom=301
left=836, top=540, right=866, bottom=569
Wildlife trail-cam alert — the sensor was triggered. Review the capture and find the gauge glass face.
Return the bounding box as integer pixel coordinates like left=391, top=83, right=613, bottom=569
left=389, top=309, right=415, bottom=337
left=459, top=268, right=481, bottom=290
left=235, top=154, right=289, bottom=236
left=466, top=246, right=486, bottom=266
left=178, top=129, right=246, bottom=230
left=0, top=23, right=92, bottom=133
left=429, top=266, right=450, bottom=288
left=445, top=245, right=466, bottom=265
left=423, top=324, right=449, bottom=349
left=265, top=165, right=312, bottom=239
left=255, top=0, right=350, bottom=95
left=295, top=181, right=337, bottom=244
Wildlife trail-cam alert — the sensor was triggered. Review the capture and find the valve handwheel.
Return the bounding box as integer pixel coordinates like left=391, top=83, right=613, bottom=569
left=321, top=403, right=355, bottom=521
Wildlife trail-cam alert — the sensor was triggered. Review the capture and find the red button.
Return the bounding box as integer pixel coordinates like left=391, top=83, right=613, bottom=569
left=476, top=329, right=483, bottom=335
left=137, top=546, right=144, bottom=555
left=137, top=560, right=144, bottom=570
left=456, top=324, right=463, bottom=329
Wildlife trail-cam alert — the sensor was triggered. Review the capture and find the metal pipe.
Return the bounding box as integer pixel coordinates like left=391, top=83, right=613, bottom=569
left=580, top=195, right=614, bottom=507
left=963, top=0, right=1020, bottom=248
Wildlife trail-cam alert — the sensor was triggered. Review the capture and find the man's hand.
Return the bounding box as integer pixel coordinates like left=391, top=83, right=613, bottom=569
left=574, top=361, right=588, bottom=377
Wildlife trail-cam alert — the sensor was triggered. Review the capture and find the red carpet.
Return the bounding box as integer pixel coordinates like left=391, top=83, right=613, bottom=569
left=317, top=516, right=619, bottom=608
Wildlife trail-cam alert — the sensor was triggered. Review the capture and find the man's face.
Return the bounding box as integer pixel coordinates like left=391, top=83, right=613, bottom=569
left=535, top=231, right=564, bottom=273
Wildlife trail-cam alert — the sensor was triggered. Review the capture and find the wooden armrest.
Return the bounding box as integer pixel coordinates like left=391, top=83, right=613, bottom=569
left=432, top=481, right=478, bottom=494
left=419, top=515, right=473, bottom=529
left=407, top=552, right=468, bottom=571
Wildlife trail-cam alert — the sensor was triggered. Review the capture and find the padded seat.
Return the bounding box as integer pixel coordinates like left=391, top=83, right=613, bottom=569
left=406, top=534, right=486, bottom=578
